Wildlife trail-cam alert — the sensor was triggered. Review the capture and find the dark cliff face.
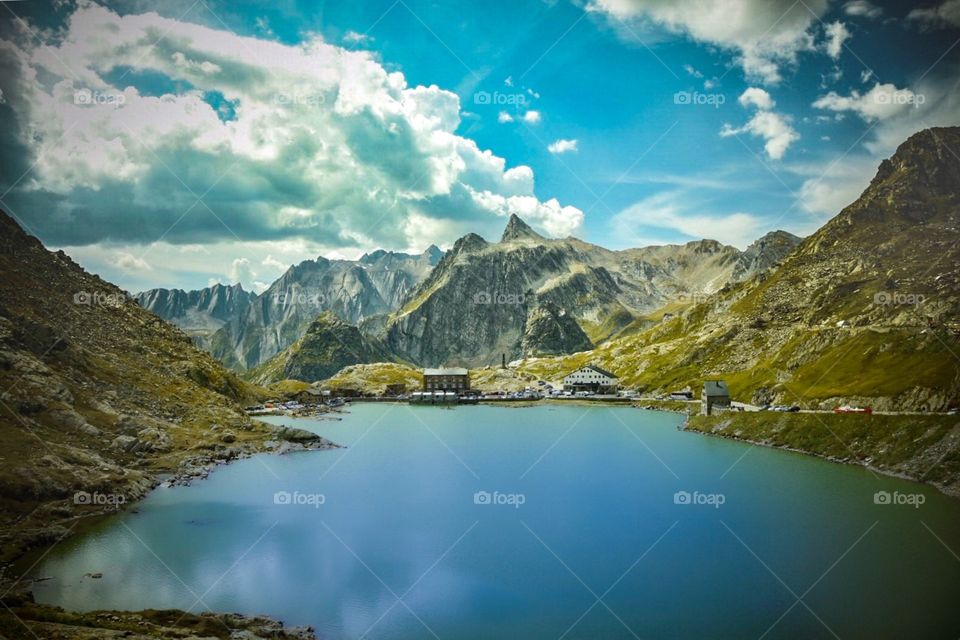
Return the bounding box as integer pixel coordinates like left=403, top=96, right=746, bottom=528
left=135, top=283, right=255, bottom=347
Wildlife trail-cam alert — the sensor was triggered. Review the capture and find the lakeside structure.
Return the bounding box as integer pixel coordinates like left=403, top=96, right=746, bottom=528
left=563, top=365, right=619, bottom=394
left=423, top=367, right=471, bottom=392
left=701, top=380, right=731, bottom=415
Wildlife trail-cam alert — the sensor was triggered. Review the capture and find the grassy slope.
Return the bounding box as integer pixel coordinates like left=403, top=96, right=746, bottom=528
left=687, top=412, right=960, bottom=496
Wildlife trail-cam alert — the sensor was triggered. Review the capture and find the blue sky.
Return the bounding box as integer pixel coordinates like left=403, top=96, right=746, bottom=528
left=1, top=0, right=958, bottom=293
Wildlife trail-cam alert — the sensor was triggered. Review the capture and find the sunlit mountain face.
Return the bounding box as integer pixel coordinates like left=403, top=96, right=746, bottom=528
left=1, top=0, right=958, bottom=294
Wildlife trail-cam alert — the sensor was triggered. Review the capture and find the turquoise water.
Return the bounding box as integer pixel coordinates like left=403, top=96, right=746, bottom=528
left=32, top=404, right=960, bottom=638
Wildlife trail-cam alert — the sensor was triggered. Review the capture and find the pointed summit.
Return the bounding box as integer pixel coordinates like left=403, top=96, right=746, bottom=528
left=500, top=214, right=544, bottom=243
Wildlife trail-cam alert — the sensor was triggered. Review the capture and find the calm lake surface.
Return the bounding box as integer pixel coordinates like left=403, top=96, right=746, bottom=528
left=32, top=404, right=960, bottom=639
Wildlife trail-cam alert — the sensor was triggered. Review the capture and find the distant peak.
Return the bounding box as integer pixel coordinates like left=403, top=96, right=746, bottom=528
left=500, top=214, right=544, bottom=243
left=452, top=232, right=489, bottom=255
left=422, top=244, right=444, bottom=264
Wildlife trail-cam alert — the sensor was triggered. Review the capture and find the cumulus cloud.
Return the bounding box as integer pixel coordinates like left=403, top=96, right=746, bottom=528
left=522, top=110, right=541, bottom=124
left=547, top=138, right=578, bottom=154
left=228, top=257, right=255, bottom=286
left=738, top=87, right=774, bottom=110
left=109, top=252, right=152, bottom=272
left=908, top=0, right=960, bottom=28
left=587, top=0, right=828, bottom=84
left=497, top=111, right=514, bottom=123
left=721, top=88, right=798, bottom=160
left=823, top=21, right=851, bottom=59
left=813, top=83, right=925, bottom=121
left=843, top=1, right=883, bottom=19
left=0, top=2, right=583, bottom=261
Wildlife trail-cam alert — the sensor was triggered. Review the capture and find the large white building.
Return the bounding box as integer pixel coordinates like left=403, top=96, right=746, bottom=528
left=562, top=365, right=619, bottom=393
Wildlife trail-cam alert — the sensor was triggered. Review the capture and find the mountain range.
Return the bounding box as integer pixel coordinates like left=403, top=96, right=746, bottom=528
left=139, top=215, right=800, bottom=370
left=139, top=246, right=442, bottom=369
left=133, top=282, right=255, bottom=348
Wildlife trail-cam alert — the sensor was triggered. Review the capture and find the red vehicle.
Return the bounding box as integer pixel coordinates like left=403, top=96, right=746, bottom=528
left=833, top=405, right=873, bottom=414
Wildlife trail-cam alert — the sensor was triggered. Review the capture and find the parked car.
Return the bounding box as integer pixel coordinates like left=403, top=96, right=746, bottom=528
left=833, top=405, right=872, bottom=414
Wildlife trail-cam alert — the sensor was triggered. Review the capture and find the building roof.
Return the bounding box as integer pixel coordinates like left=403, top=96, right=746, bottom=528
left=585, top=364, right=618, bottom=378
left=703, top=380, right=730, bottom=396
left=423, top=367, right=469, bottom=376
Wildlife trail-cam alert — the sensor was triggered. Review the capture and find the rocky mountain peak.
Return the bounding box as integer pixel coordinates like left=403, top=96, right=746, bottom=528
left=731, top=230, right=802, bottom=281
left=422, top=244, right=444, bottom=264
left=500, top=214, right=544, bottom=243
left=451, top=232, right=489, bottom=255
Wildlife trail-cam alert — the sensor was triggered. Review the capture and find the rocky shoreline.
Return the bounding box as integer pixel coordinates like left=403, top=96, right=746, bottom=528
left=0, top=422, right=342, bottom=640
left=683, top=413, right=960, bottom=499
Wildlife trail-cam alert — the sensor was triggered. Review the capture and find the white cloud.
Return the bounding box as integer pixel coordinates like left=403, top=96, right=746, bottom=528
left=611, top=190, right=764, bottom=249
left=497, top=111, right=514, bottom=123
left=262, top=254, right=286, bottom=271
left=228, top=257, right=255, bottom=286
left=843, top=1, right=882, bottom=19
left=522, top=110, right=541, bottom=124
left=908, top=0, right=960, bottom=28
left=343, top=30, right=373, bottom=44
left=587, top=0, right=828, bottom=84
left=109, top=252, right=152, bottom=272
left=823, top=21, right=851, bottom=59
left=0, top=2, right=583, bottom=261
left=813, top=83, right=925, bottom=121
left=738, top=87, right=774, bottom=110
left=547, top=138, right=578, bottom=154
left=722, top=88, right=798, bottom=160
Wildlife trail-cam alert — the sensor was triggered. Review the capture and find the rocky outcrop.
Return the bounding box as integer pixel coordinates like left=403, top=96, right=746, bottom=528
left=247, top=312, right=394, bottom=384
left=521, top=302, right=593, bottom=356
left=731, top=230, right=802, bottom=281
